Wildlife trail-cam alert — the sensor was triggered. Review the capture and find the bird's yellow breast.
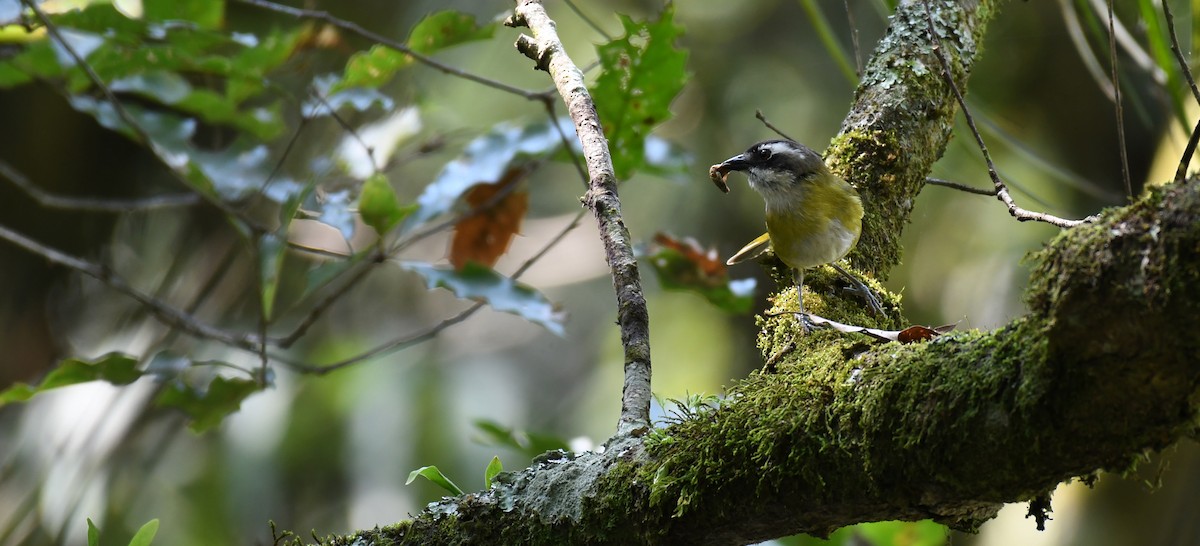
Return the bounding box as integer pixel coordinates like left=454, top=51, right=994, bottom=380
left=763, top=176, right=863, bottom=270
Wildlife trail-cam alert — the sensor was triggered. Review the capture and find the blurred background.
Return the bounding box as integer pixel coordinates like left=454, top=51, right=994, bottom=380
left=0, top=0, right=1194, bottom=544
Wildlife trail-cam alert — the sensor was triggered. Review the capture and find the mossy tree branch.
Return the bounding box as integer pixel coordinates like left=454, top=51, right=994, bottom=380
left=829, top=0, right=998, bottom=278
left=327, top=178, right=1200, bottom=545
left=315, top=0, right=1200, bottom=543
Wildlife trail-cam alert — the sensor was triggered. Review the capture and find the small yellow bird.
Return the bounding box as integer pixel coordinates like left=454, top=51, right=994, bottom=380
left=711, top=139, right=881, bottom=324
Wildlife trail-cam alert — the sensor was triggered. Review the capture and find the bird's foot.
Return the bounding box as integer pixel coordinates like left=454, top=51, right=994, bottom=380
left=830, top=263, right=885, bottom=316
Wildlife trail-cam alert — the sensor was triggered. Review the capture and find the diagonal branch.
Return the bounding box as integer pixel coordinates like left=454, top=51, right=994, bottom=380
left=0, top=224, right=261, bottom=351
left=506, top=0, right=652, bottom=436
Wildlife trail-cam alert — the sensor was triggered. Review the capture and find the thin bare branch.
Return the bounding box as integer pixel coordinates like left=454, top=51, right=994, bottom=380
left=844, top=0, right=862, bottom=78
left=508, top=0, right=653, bottom=436
left=925, top=177, right=997, bottom=196
left=563, top=0, right=612, bottom=40
left=1105, top=0, right=1133, bottom=199
left=1087, top=0, right=1166, bottom=84
left=755, top=109, right=796, bottom=141
left=0, top=159, right=200, bottom=212
left=309, top=91, right=379, bottom=175
left=1161, top=0, right=1200, bottom=182
left=234, top=0, right=546, bottom=101
left=0, top=223, right=261, bottom=350
left=921, top=2, right=1095, bottom=229
left=271, top=247, right=383, bottom=348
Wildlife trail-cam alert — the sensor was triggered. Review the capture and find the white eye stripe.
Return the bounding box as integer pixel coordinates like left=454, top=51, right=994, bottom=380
left=757, top=141, right=796, bottom=159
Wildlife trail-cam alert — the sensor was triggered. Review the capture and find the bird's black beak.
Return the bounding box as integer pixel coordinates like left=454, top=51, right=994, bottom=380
left=718, top=153, right=751, bottom=172
left=709, top=153, right=750, bottom=193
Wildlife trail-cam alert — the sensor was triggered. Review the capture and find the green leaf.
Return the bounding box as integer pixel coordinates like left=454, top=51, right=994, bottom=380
left=155, top=376, right=261, bottom=433
left=400, top=261, right=565, bottom=335
left=483, top=456, right=503, bottom=489
left=258, top=232, right=286, bottom=320
left=405, top=465, right=464, bottom=496
left=406, top=118, right=572, bottom=229
left=473, top=419, right=571, bottom=458
left=335, top=44, right=410, bottom=93
left=407, top=10, right=496, bottom=54
left=66, top=96, right=300, bottom=203
left=87, top=518, right=99, bottom=546
left=127, top=518, right=160, bottom=546
left=0, top=353, right=141, bottom=407
left=142, top=0, right=223, bottom=29
left=358, top=173, right=415, bottom=235
left=591, top=5, right=688, bottom=179
left=332, top=10, right=494, bottom=93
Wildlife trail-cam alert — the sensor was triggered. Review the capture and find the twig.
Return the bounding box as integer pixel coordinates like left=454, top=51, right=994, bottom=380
left=234, top=0, right=545, bottom=101
left=545, top=103, right=590, bottom=186
left=508, top=0, right=653, bottom=436
left=920, top=3, right=1095, bottom=228
left=0, top=223, right=261, bottom=350
left=281, top=302, right=484, bottom=375
left=1086, top=0, right=1165, bottom=83
left=563, top=0, right=611, bottom=40
left=1105, top=0, right=1132, bottom=199
left=798, top=0, right=858, bottom=85
left=271, top=246, right=384, bottom=348
left=309, top=91, right=378, bottom=174
left=0, top=159, right=200, bottom=211
left=755, top=110, right=796, bottom=142
left=844, top=0, right=862, bottom=78
left=1161, top=0, right=1200, bottom=181
left=925, top=177, right=996, bottom=196
left=257, top=115, right=309, bottom=199
left=1179, top=119, right=1200, bottom=183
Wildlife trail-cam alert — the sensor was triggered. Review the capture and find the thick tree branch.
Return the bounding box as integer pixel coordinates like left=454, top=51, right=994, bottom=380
left=316, top=1, right=1200, bottom=544
left=506, top=0, right=653, bottom=436
left=828, top=0, right=997, bottom=278
left=331, top=178, right=1199, bottom=545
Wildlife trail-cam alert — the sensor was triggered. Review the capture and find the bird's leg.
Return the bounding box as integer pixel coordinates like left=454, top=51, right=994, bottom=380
left=765, top=268, right=811, bottom=372
left=793, top=268, right=815, bottom=332
left=829, top=262, right=885, bottom=316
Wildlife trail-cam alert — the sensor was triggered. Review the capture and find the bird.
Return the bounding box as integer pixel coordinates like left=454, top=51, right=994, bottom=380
left=710, top=139, right=882, bottom=327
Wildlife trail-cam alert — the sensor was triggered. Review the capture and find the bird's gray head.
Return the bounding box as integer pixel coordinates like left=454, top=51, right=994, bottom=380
left=714, top=140, right=827, bottom=200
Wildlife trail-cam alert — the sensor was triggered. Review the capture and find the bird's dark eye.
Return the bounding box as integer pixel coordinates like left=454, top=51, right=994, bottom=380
left=753, top=147, right=772, bottom=161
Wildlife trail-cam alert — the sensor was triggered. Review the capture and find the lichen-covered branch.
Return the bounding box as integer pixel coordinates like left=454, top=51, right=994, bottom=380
left=828, top=0, right=998, bottom=278
left=326, top=178, right=1199, bottom=546
left=505, top=0, right=652, bottom=436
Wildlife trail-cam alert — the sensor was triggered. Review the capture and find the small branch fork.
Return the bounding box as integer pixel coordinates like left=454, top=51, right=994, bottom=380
left=507, top=0, right=653, bottom=436
left=920, top=1, right=1096, bottom=228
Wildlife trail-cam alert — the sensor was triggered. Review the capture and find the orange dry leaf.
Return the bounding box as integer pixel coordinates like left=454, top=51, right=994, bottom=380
left=651, top=232, right=726, bottom=278
left=450, top=168, right=529, bottom=270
